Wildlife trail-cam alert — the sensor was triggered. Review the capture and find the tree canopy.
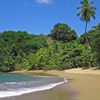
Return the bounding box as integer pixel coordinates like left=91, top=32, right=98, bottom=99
left=50, top=23, right=77, bottom=42
left=0, top=23, right=100, bottom=72
left=77, top=0, right=96, bottom=33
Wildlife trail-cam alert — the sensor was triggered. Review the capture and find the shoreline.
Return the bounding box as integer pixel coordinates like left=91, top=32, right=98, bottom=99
left=0, top=68, right=100, bottom=100
left=0, top=83, right=71, bottom=100
left=11, top=68, right=100, bottom=75
left=42, top=68, right=100, bottom=100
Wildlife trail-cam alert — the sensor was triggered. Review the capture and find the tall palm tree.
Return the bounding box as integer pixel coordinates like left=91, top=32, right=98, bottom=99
left=77, top=0, right=96, bottom=33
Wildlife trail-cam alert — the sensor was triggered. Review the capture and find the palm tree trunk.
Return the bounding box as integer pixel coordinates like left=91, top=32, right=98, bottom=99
left=85, top=21, right=92, bottom=67
left=85, top=21, right=87, bottom=33
left=85, top=21, right=90, bottom=46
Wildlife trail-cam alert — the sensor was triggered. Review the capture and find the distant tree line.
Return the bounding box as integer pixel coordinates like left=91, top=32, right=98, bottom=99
left=0, top=23, right=100, bottom=72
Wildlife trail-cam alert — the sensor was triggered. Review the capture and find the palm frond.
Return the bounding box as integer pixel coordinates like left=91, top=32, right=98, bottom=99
left=76, top=0, right=96, bottom=22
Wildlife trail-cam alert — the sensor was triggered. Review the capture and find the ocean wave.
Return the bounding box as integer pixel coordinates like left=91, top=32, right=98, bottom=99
left=0, top=78, right=68, bottom=98
left=4, top=82, right=18, bottom=84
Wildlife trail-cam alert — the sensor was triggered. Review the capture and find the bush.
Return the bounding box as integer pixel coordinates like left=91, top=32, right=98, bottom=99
left=0, top=66, right=11, bottom=72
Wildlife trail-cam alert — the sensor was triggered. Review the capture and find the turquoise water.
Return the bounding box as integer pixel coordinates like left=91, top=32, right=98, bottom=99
left=0, top=73, right=67, bottom=98
left=0, top=73, right=41, bottom=83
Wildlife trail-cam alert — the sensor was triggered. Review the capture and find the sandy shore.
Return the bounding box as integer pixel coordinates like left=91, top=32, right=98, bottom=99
left=0, top=83, right=71, bottom=100
left=43, top=68, right=100, bottom=100
left=1, top=68, right=100, bottom=100
left=27, top=68, right=100, bottom=100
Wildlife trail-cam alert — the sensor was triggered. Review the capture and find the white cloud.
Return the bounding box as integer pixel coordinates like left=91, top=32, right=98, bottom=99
left=36, top=0, right=52, bottom=4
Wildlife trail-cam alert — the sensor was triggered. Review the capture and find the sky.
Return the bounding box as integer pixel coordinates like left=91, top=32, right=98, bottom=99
left=0, top=0, right=100, bottom=36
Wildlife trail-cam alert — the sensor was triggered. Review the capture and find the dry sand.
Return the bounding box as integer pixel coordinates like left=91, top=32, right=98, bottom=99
left=1, top=68, right=100, bottom=100
left=44, top=68, right=100, bottom=100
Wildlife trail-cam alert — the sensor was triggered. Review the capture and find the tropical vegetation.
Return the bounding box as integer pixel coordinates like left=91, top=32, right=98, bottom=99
left=0, top=23, right=100, bottom=72
left=0, top=0, right=99, bottom=72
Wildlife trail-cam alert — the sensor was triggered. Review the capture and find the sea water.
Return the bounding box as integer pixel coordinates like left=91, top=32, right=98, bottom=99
left=0, top=73, right=67, bottom=98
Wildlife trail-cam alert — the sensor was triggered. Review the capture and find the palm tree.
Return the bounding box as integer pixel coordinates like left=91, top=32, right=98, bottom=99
left=77, top=0, right=96, bottom=33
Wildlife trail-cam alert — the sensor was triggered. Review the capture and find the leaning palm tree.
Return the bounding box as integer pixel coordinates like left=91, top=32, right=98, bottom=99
left=77, top=0, right=96, bottom=33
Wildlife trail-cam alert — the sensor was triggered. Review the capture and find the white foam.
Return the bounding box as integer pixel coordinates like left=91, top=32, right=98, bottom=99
left=4, top=82, right=17, bottom=84
left=0, top=78, right=68, bottom=98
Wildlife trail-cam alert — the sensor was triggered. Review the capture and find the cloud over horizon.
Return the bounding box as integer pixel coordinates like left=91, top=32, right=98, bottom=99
left=36, top=0, right=53, bottom=4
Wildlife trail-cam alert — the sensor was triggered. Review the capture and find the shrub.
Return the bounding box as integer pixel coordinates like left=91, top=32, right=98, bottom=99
left=0, top=66, right=11, bottom=72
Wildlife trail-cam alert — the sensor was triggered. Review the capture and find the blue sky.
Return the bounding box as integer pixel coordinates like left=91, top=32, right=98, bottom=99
left=0, top=0, right=100, bottom=36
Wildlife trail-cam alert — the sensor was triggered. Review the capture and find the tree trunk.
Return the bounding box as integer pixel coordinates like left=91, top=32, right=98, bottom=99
left=85, top=21, right=92, bottom=67
left=85, top=21, right=90, bottom=46
left=85, top=21, right=88, bottom=33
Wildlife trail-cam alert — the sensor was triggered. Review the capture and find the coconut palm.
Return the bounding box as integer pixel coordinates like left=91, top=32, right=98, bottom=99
left=77, top=0, right=96, bottom=33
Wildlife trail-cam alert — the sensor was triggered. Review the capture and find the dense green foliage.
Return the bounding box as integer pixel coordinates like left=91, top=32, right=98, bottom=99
left=0, top=31, right=48, bottom=71
left=91, top=24, right=100, bottom=67
left=79, top=23, right=100, bottom=67
left=0, top=23, right=100, bottom=72
left=50, top=23, right=77, bottom=42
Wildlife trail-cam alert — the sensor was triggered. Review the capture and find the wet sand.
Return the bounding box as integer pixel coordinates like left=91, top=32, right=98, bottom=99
left=0, top=83, right=71, bottom=100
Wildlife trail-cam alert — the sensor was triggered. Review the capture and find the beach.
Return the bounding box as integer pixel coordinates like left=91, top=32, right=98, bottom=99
left=0, top=68, right=100, bottom=100
left=45, top=68, right=100, bottom=100
left=0, top=82, right=71, bottom=100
